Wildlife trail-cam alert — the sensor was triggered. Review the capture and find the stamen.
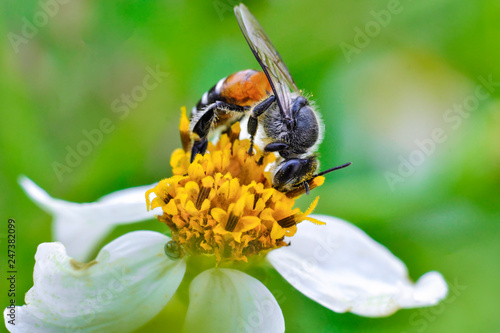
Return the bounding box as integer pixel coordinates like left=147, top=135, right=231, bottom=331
left=196, top=187, right=211, bottom=209
left=164, top=193, right=173, bottom=203
left=229, top=123, right=240, bottom=142
left=253, top=193, right=263, bottom=210
left=146, top=108, right=328, bottom=263
left=225, top=212, right=240, bottom=232
left=179, top=107, right=191, bottom=152
left=278, top=214, right=296, bottom=228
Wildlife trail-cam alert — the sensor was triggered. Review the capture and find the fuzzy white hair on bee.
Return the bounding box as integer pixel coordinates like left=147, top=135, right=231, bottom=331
left=187, top=4, right=350, bottom=194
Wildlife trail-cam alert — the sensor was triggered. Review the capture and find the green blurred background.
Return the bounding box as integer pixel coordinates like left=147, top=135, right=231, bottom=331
left=1, top=0, right=499, bottom=332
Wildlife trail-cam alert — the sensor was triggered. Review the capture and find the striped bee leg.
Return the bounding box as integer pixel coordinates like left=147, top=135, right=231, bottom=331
left=191, top=101, right=245, bottom=162
left=247, top=95, right=276, bottom=155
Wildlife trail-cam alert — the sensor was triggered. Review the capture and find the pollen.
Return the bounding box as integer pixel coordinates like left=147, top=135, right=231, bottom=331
left=146, top=107, right=326, bottom=263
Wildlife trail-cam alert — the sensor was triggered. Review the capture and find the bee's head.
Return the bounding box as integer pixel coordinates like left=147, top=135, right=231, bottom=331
left=273, top=156, right=318, bottom=193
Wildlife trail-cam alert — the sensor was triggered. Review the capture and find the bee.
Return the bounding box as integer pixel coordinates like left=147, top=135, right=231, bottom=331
left=189, top=4, right=350, bottom=194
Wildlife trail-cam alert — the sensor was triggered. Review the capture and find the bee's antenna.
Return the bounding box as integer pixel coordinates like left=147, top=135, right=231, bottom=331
left=300, top=162, right=351, bottom=195
left=313, top=162, right=352, bottom=178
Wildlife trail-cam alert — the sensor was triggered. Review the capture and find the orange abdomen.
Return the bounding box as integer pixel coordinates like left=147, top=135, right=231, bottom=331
left=221, top=69, right=272, bottom=106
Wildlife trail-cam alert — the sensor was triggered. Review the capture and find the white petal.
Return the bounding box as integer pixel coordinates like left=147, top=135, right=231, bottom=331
left=267, top=214, right=448, bottom=317
left=184, top=268, right=284, bottom=333
left=19, top=176, right=161, bottom=260
left=4, top=231, right=186, bottom=333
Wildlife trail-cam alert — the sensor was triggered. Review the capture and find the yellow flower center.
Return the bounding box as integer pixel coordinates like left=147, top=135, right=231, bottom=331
left=146, top=107, right=326, bottom=263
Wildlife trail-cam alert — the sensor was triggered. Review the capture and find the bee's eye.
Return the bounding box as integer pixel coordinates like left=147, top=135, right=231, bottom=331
left=281, top=160, right=301, bottom=179
left=274, top=159, right=303, bottom=186
left=273, top=156, right=319, bottom=192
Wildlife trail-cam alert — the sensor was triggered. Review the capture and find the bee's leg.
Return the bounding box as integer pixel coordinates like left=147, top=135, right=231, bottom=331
left=247, top=95, right=276, bottom=155
left=264, top=142, right=290, bottom=152
left=191, top=139, right=209, bottom=162
left=190, top=106, right=215, bottom=162
left=191, top=101, right=245, bottom=162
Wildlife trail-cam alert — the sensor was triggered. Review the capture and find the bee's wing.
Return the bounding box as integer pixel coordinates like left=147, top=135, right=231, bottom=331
left=234, top=4, right=299, bottom=119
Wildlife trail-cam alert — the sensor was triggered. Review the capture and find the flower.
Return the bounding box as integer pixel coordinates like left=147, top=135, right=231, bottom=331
left=5, top=108, right=448, bottom=332
left=145, top=111, right=325, bottom=264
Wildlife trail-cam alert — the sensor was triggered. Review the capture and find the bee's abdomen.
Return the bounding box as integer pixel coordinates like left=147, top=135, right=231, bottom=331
left=191, top=77, right=228, bottom=118
left=220, top=69, right=272, bottom=106
left=191, top=69, right=272, bottom=118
